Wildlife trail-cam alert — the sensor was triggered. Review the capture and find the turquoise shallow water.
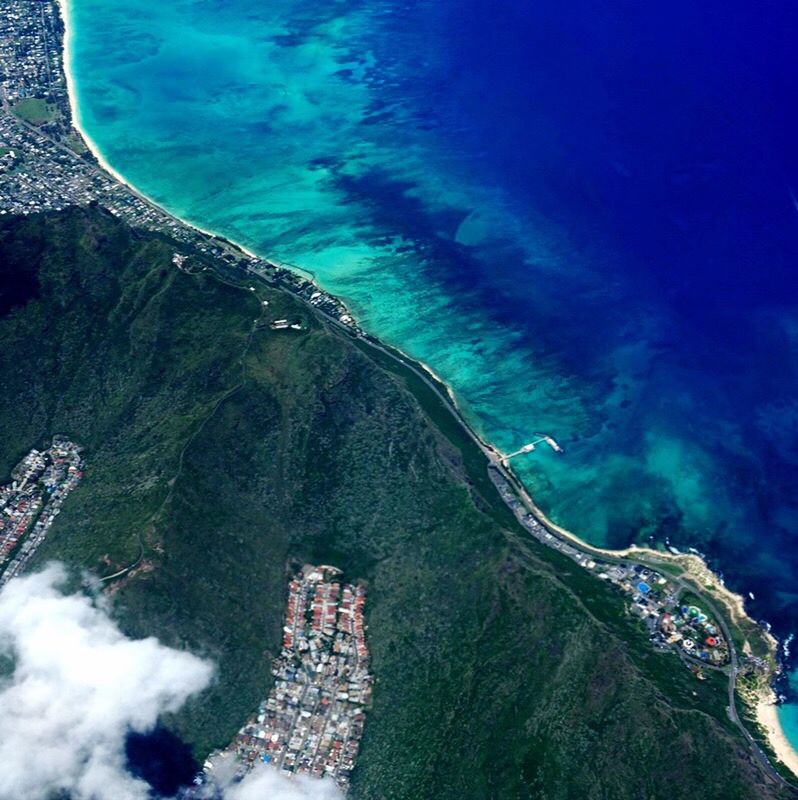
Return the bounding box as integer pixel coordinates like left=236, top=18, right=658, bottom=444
left=67, top=0, right=798, bottom=744
left=68, top=0, right=733, bottom=547
left=781, top=670, right=798, bottom=750
left=68, top=0, right=610, bottom=512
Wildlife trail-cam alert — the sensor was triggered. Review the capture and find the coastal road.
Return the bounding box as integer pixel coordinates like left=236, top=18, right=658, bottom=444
left=679, top=576, right=789, bottom=785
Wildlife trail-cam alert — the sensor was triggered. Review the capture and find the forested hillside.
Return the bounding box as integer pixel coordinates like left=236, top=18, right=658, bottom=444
left=0, top=208, right=790, bottom=800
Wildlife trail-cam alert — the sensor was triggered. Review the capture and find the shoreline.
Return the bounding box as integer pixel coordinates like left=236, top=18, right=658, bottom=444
left=59, top=1, right=460, bottom=414
left=757, top=689, right=798, bottom=778
left=54, top=0, right=798, bottom=778
left=57, top=0, right=260, bottom=262
left=500, top=465, right=770, bottom=635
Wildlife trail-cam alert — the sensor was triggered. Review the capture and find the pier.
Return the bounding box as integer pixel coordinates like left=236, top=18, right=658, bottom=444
left=501, top=434, right=563, bottom=464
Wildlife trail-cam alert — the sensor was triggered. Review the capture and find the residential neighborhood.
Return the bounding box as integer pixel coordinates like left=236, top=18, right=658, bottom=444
left=0, top=0, right=69, bottom=124
left=195, top=565, right=372, bottom=794
left=0, top=436, right=83, bottom=587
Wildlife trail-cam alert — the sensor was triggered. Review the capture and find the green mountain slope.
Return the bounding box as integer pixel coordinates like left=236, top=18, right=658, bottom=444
left=0, top=207, right=791, bottom=800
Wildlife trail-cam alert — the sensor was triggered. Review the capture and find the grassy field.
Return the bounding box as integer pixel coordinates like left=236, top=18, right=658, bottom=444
left=11, top=97, right=59, bottom=124
left=63, top=132, right=89, bottom=155
left=0, top=207, right=793, bottom=800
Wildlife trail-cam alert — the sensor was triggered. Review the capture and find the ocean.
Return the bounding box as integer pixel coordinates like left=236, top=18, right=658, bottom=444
left=66, top=0, right=798, bottom=744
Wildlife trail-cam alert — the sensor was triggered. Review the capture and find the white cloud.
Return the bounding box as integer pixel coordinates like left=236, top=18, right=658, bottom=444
left=0, top=564, right=347, bottom=800
left=0, top=563, right=214, bottom=800
left=222, top=764, right=344, bottom=800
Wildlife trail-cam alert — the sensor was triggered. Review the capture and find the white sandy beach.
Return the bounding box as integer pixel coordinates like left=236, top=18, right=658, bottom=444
left=757, top=691, right=798, bottom=778
left=56, top=0, right=261, bottom=261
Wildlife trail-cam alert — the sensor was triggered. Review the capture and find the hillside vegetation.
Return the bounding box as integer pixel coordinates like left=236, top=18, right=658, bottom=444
left=0, top=207, right=791, bottom=800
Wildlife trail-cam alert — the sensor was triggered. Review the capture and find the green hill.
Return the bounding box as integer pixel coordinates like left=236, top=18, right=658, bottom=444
left=0, top=207, right=791, bottom=800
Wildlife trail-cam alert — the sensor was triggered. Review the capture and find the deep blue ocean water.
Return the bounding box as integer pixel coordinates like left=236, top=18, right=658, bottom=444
left=67, top=0, right=798, bottom=747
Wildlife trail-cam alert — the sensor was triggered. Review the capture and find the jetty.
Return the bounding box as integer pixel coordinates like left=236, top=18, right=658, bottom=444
left=502, top=434, right=563, bottom=465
